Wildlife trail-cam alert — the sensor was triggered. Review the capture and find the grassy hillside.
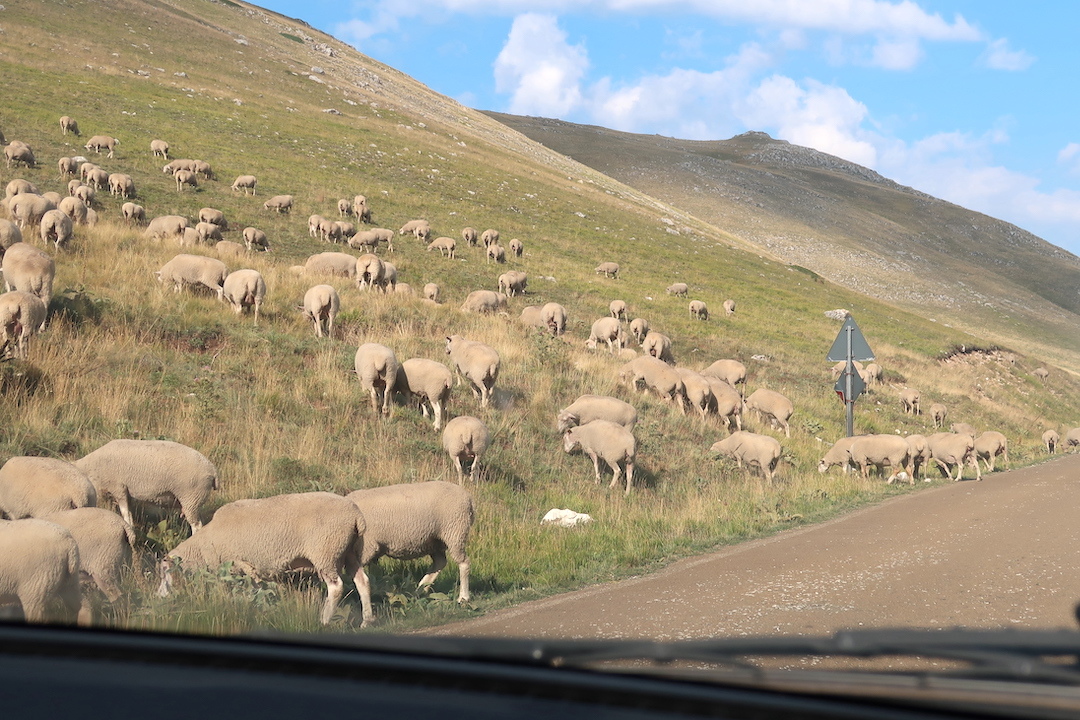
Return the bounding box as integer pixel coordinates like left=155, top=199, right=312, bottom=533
left=1, top=0, right=1078, bottom=634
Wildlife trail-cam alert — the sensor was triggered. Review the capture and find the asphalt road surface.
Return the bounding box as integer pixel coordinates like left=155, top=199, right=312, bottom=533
left=432, top=453, right=1080, bottom=640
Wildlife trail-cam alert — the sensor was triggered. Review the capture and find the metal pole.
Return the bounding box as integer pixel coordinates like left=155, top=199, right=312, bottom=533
left=845, top=327, right=854, bottom=437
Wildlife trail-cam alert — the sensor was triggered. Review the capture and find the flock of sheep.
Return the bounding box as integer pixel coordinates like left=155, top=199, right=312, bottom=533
left=1, top=115, right=1079, bottom=627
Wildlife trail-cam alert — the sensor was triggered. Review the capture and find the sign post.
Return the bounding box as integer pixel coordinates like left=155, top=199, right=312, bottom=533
left=826, top=315, right=874, bottom=437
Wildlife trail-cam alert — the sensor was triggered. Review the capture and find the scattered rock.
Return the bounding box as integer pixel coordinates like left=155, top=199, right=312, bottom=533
left=541, top=508, right=593, bottom=528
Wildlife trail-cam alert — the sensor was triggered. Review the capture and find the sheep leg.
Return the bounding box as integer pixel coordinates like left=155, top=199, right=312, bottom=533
left=624, top=461, right=634, bottom=495
left=468, top=454, right=481, bottom=483
left=431, top=400, right=443, bottom=431
left=451, top=455, right=465, bottom=484
left=319, top=571, right=344, bottom=625
left=606, top=460, right=622, bottom=490
left=115, top=490, right=135, bottom=528
left=589, top=452, right=602, bottom=483
left=417, top=550, right=446, bottom=592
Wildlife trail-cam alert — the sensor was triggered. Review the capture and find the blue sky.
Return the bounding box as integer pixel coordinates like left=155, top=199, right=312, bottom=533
left=258, top=0, right=1080, bottom=257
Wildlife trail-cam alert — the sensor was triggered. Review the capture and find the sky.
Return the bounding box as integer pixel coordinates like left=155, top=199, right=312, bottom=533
left=257, top=0, right=1080, bottom=257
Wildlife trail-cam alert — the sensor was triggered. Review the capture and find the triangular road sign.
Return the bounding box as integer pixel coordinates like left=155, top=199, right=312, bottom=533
left=826, top=315, right=875, bottom=363
left=834, top=362, right=867, bottom=404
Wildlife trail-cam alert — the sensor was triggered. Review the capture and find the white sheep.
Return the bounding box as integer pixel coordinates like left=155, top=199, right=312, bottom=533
left=60, top=116, right=80, bottom=136
left=318, top=218, right=342, bottom=243
left=242, top=226, right=270, bottom=252
left=899, top=387, right=921, bottom=415
left=350, top=228, right=395, bottom=254
left=84, top=135, right=120, bottom=158
left=1043, top=429, right=1059, bottom=454
left=929, top=403, right=948, bottom=428
left=0, top=218, right=23, bottom=252
left=618, top=355, right=686, bottom=411
left=676, top=367, right=714, bottom=420
left=509, top=238, right=523, bottom=257
left=689, top=300, right=709, bottom=321
left=263, top=194, right=293, bottom=213
left=304, top=251, right=358, bottom=278
left=308, top=214, right=325, bottom=238
left=563, top=420, right=637, bottom=495
left=710, top=431, right=781, bottom=482
left=641, top=331, right=675, bottom=364
left=39, top=209, right=73, bottom=250
left=864, top=362, right=882, bottom=386
left=950, top=422, right=977, bottom=437
left=1066, top=428, right=1080, bottom=451
left=906, top=434, right=931, bottom=480
left=704, top=375, right=743, bottom=432
left=174, top=169, right=197, bottom=192
left=222, top=269, right=266, bottom=325
left=975, top=431, right=1009, bottom=472
left=4, top=178, right=38, bottom=198
left=336, top=220, right=360, bottom=242
left=230, top=174, right=257, bottom=195
left=666, top=282, right=688, bottom=297
left=629, top=317, right=649, bottom=345
left=41, top=507, right=135, bottom=604
left=519, top=305, right=544, bottom=331
left=460, top=289, right=508, bottom=314
left=3, top=141, right=34, bottom=168
left=2, top=243, right=55, bottom=326
left=198, top=207, right=228, bottom=230
left=0, top=519, right=83, bottom=623
left=150, top=139, right=170, bottom=159
left=0, top=456, right=97, bottom=519
left=58, top=196, right=88, bottom=226
left=744, top=388, right=794, bottom=438
left=355, top=253, right=384, bottom=291
left=585, top=317, right=624, bottom=354
left=557, top=395, right=638, bottom=433
left=427, top=236, right=456, bottom=259
left=442, top=415, right=490, bottom=483
left=480, top=228, right=499, bottom=246
left=399, top=219, right=431, bottom=241
left=445, top=335, right=500, bottom=408
left=849, top=434, right=912, bottom=484
left=355, top=343, right=400, bottom=416
left=352, top=194, right=368, bottom=218
left=541, top=302, right=567, bottom=337
left=394, top=358, right=453, bottom=431
left=347, top=481, right=474, bottom=604
left=144, top=215, right=188, bottom=242
left=424, top=283, right=441, bottom=303
left=162, top=159, right=196, bottom=175
left=8, top=193, right=55, bottom=228
left=58, top=156, right=78, bottom=175
left=75, top=439, right=218, bottom=533
left=159, top=492, right=371, bottom=626
left=192, top=159, right=214, bottom=179
left=155, top=254, right=228, bottom=299
left=609, top=299, right=627, bottom=320
left=0, top=290, right=47, bottom=359
left=486, top=242, right=506, bottom=263
left=215, top=240, right=246, bottom=258
left=376, top=259, right=396, bottom=292
left=195, top=221, right=223, bottom=245
left=723, top=299, right=736, bottom=316
left=498, top=270, right=527, bottom=296
left=74, top=184, right=95, bottom=208
left=595, top=261, right=619, bottom=279
left=121, top=202, right=145, bottom=225
left=1033, top=367, right=1050, bottom=382
left=107, top=173, right=135, bottom=198
left=302, top=284, right=340, bottom=338
left=926, top=432, right=981, bottom=481
left=817, top=435, right=864, bottom=474
left=461, top=227, right=478, bottom=246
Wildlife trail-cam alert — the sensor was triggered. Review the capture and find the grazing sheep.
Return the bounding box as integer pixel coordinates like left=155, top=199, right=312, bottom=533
left=0, top=291, right=46, bottom=359
left=162, top=158, right=195, bottom=175
left=230, top=174, right=257, bottom=195
left=195, top=221, right=224, bottom=245
left=0, top=218, right=22, bottom=252
left=215, top=241, right=245, bottom=258
left=150, top=139, right=170, bottom=159
left=302, top=284, right=340, bottom=338
left=704, top=375, right=744, bottom=432
left=346, top=482, right=474, bottom=604
left=304, top=251, right=358, bottom=278
left=176, top=227, right=195, bottom=246
left=377, top=261, right=398, bottom=293
left=906, top=434, right=931, bottom=480
left=641, top=331, right=675, bottom=364
left=41, top=507, right=134, bottom=604
left=930, top=403, right=948, bottom=428
left=74, top=184, right=95, bottom=208
left=2, top=243, right=55, bottom=321
left=222, top=269, right=266, bottom=325
left=5, top=141, right=36, bottom=168
left=108, top=173, right=135, bottom=198
left=445, top=335, right=500, bottom=408
left=666, top=282, right=688, bottom=297
left=628, top=317, right=649, bottom=345
left=676, top=367, right=714, bottom=420
left=850, top=434, right=912, bottom=484
left=557, top=395, right=638, bottom=433
left=242, top=226, right=270, bottom=252
left=60, top=116, right=80, bottom=136
left=817, top=436, right=864, bottom=474
left=480, top=228, right=499, bottom=246
left=744, top=388, right=794, bottom=438
left=121, top=202, right=145, bottom=225
left=1065, top=428, right=1080, bottom=451
left=174, top=169, right=198, bottom=192
left=442, top=416, right=490, bottom=483
left=355, top=343, right=400, bottom=416
left=336, top=198, right=351, bottom=217
left=519, top=305, right=544, bottom=331
left=424, top=283, right=441, bottom=303
left=899, top=388, right=921, bottom=415
left=399, top=219, right=431, bottom=241
left=723, top=299, right=736, bottom=316
left=352, top=194, right=369, bottom=220
left=334, top=221, right=357, bottom=241
left=609, top=299, right=628, bottom=320
left=308, top=214, right=324, bottom=238
left=39, top=210, right=74, bottom=250
left=428, top=236, right=456, bottom=259
left=595, top=261, right=620, bottom=279
left=461, top=227, right=478, bottom=246
left=830, top=360, right=865, bottom=380
left=498, top=270, right=527, bottom=297
left=263, top=195, right=293, bottom=213
left=394, top=358, right=453, bottom=430
left=0, top=456, right=97, bottom=520
left=318, top=218, right=342, bottom=243
left=0, top=519, right=83, bottom=623
left=975, top=431, right=1009, bottom=472
left=355, top=253, right=384, bottom=290
left=159, top=492, right=371, bottom=626
left=927, top=432, right=981, bottom=481
left=1033, top=367, right=1049, bottom=382
left=58, top=197, right=90, bottom=227
left=1043, top=429, right=1059, bottom=454
left=619, top=355, right=686, bottom=410
left=460, top=289, right=508, bottom=314
left=862, top=363, right=881, bottom=387
left=85, top=167, right=109, bottom=191
left=687, top=299, right=709, bottom=321
left=191, top=159, right=213, bottom=179
left=8, top=193, right=55, bottom=228
left=541, top=302, right=568, bottom=337
left=198, top=207, right=227, bottom=230
left=586, top=316, right=624, bottom=354
left=350, top=228, right=395, bottom=254
left=144, top=215, right=188, bottom=242
left=486, top=242, right=506, bottom=264
left=701, top=359, right=747, bottom=392
left=509, top=238, right=523, bottom=257
left=155, top=254, right=228, bottom=299
left=84, top=135, right=120, bottom=158
left=564, top=420, right=637, bottom=495
left=42, top=191, right=63, bottom=206
left=58, top=157, right=78, bottom=175
left=5, top=178, right=38, bottom=198
left=710, top=431, right=781, bottom=482
left=75, top=439, right=217, bottom=533
left=950, top=422, right=977, bottom=438
left=394, top=283, right=414, bottom=296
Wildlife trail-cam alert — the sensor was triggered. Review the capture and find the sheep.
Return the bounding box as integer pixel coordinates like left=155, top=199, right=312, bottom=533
left=609, top=299, right=627, bottom=320
left=563, top=420, right=637, bottom=495
left=302, top=284, right=340, bottom=338
left=0, top=456, right=97, bottom=519
left=84, top=135, right=119, bottom=158
left=318, top=218, right=342, bottom=244
left=486, top=242, right=506, bottom=264
left=542, top=302, right=568, bottom=337
left=676, top=367, right=714, bottom=420
left=864, top=362, right=882, bottom=386
left=641, top=331, right=675, bottom=364
left=9, top=193, right=55, bottom=228
left=88, top=168, right=110, bottom=190
left=618, top=355, right=686, bottom=410
left=352, top=194, right=369, bottom=220
left=74, top=184, right=95, bottom=208
left=174, top=169, right=198, bottom=192
left=337, top=198, right=351, bottom=217
left=399, top=219, right=431, bottom=241
left=628, top=317, right=649, bottom=345
left=144, top=215, right=188, bottom=242
left=5, top=141, right=36, bottom=168
left=0, top=290, right=45, bottom=360
left=666, top=282, right=688, bottom=297
left=950, top=422, right=977, bottom=438
left=0, top=218, right=21, bottom=252
left=710, top=431, right=781, bottom=482
left=177, top=227, right=197, bottom=246
left=849, top=434, right=912, bottom=484
left=79, top=161, right=99, bottom=182
left=1066, top=428, right=1080, bottom=451
left=744, top=388, right=794, bottom=438
left=394, top=283, right=414, bottom=296
left=442, top=416, right=490, bottom=483
left=197, top=207, right=227, bottom=230
left=445, top=335, right=500, bottom=408
left=42, top=191, right=63, bottom=206
left=1033, top=367, right=1049, bottom=382
left=461, top=227, right=479, bottom=246
left=230, top=174, right=257, bottom=195
left=304, top=251, right=358, bottom=278
left=689, top=300, right=709, bottom=321
left=498, top=270, right=527, bottom=296
left=334, top=221, right=357, bottom=241
left=108, top=173, right=135, bottom=198
left=195, top=221, right=223, bottom=245
left=191, top=159, right=214, bottom=179
left=215, top=241, right=245, bottom=258
left=222, top=269, right=266, bottom=325
left=39, top=210, right=74, bottom=250
left=906, top=434, right=931, bottom=480
left=355, top=253, right=384, bottom=290
left=377, top=261, right=398, bottom=293
left=162, top=159, right=196, bottom=175
left=394, top=358, right=453, bottom=430
left=60, top=116, right=80, bottom=136
left=350, top=228, right=395, bottom=254
left=75, top=439, right=218, bottom=533
left=927, top=432, right=981, bottom=481
left=58, top=156, right=78, bottom=175
left=346, top=481, right=474, bottom=604
left=704, top=375, right=744, bottom=432
left=506, top=238, right=524, bottom=258
left=428, top=236, right=456, bottom=259
left=480, top=228, right=499, bottom=246
left=354, top=343, right=400, bottom=417
left=5, top=178, right=37, bottom=198
left=424, top=283, right=441, bottom=303
left=830, top=360, right=865, bottom=380
left=0, top=519, right=83, bottom=623
left=519, top=305, right=544, bottom=330
left=817, top=436, right=863, bottom=474
left=2, top=243, right=55, bottom=322
left=557, top=395, right=638, bottom=433
left=41, top=507, right=134, bottom=604
left=723, top=299, right=736, bottom=316
left=242, top=226, right=270, bottom=252
left=975, top=431, right=1009, bottom=472
left=148, top=138, right=170, bottom=159
left=899, top=387, right=921, bottom=415
left=121, top=202, right=145, bottom=225
left=701, top=359, right=747, bottom=392
left=586, top=316, right=624, bottom=354
left=1043, top=429, right=1059, bottom=454
left=308, top=214, right=325, bottom=237
left=595, top=261, right=620, bottom=279
left=263, top=195, right=293, bottom=213
left=155, top=254, right=228, bottom=299
left=929, top=403, right=948, bottom=428
left=460, top=289, right=508, bottom=314
left=159, top=492, right=371, bottom=627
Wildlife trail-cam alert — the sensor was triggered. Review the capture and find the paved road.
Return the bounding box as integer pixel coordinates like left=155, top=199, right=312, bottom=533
left=432, top=453, right=1080, bottom=640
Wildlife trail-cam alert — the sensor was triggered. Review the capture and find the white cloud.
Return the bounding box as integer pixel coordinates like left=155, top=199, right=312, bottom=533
left=980, top=38, right=1035, bottom=71
left=870, top=36, right=923, bottom=69
left=494, top=13, right=588, bottom=116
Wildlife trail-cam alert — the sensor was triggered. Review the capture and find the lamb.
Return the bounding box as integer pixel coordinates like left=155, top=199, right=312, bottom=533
left=346, top=481, right=474, bottom=604
left=230, top=174, right=257, bottom=195
left=195, top=221, right=224, bottom=245
left=461, top=227, right=479, bottom=246
left=2, top=243, right=55, bottom=322
left=158, top=492, right=371, bottom=626
left=0, top=519, right=83, bottom=623
left=480, top=228, right=499, bottom=246
left=0, top=456, right=97, bottom=519
left=641, top=331, right=675, bottom=364
left=302, top=284, right=340, bottom=338
left=84, top=135, right=120, bottom=158
left=0, top=291, right=46, bottom=359
left=41, top=507, right=135, bottom=604
left=676, top=367, right=714, bottom=419
left=906, top=434, right=931, bottom=480
left=486, top=242, right=506, bottom=263
left=355, top=342, right=400, bottom=416
left=563, top=420, right=637, bottom=495
left=557, top=395, right=638, bottom=433
left=704, top=375, right=743, bottom=432
left=666, top=282, right=688, bottom=297
left=144, top=215, right=188, bottom=242
left=150, top=139, right=170, bottom=159
left=950, top=422, right=977, bottom=438
left=849, top=434, right=912, bottom=484
left=442, top=416, right=490, bottom=483
left=618, top=355, right=685, bottom=410
left=701, top=359, right=747, bottom=392
left=39, top=209, right=74, bottom=250
left=595, top=261, right=620, bottom=279
left=424, top=283, right=441, bottom=303
left=817, top=436, right=864, bottom=474
left=108, top=173, right=135, bottom=198
left=242, top=226, right=270, bottom=252
left=541, top=302, right=568, bottom=337
left=1066, top=428, right=1080, bottom=451
left=155, top=254, right=228, bottom=299
left=394, top=358, right=453, bottom=430
left=428, top=236, right=456, bottom=259
left=509, top=238, right=523, bottom=257
left=609, top=299, right=627, bottom=320
left=899, top=387, right=921, bottom=415
left=1043, top=429, right=1059, bottom=454
left=304, top=251, right=358, bottom=278
left=5, top=141, right=36, bottom=168
left=222, top=269, right=266, bottom=325
left=58, top=156, right=78, bottom=175
left=585, top=317, right=624, bottom=354
left=263, top=195, right=293, bottom=213
left=975, top=431, right=1009, bottom=472
left=723, top=299, right=736, bottom=316
left=929, top=403, right=948, bottom=428
left=460, top=289, right=508, bottom=314
left=59, top=116, right=80, bottom=136
left=629, top=317, right=649, bottom=345
left=498, top=270, right=527, bottom=296
left=689, top=300, right=709, bottom=320
left=445, top=335, right=500, bottom=408
left=0, top=218, right=21, bottom=252
left=74, top=439, right=218, bottom=533
left=926, top=432, right=981, bottom=481
left=399, top=219, right=431, bottom=241
left=710, top=431, right=781, bottom=482
left=355, top=253, right=384, bottom=290
left=174, top=169, right=198, bottom=192
left=121, top=202, right=145, bottom=224
left=744, top=388, right=794, bottom=438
